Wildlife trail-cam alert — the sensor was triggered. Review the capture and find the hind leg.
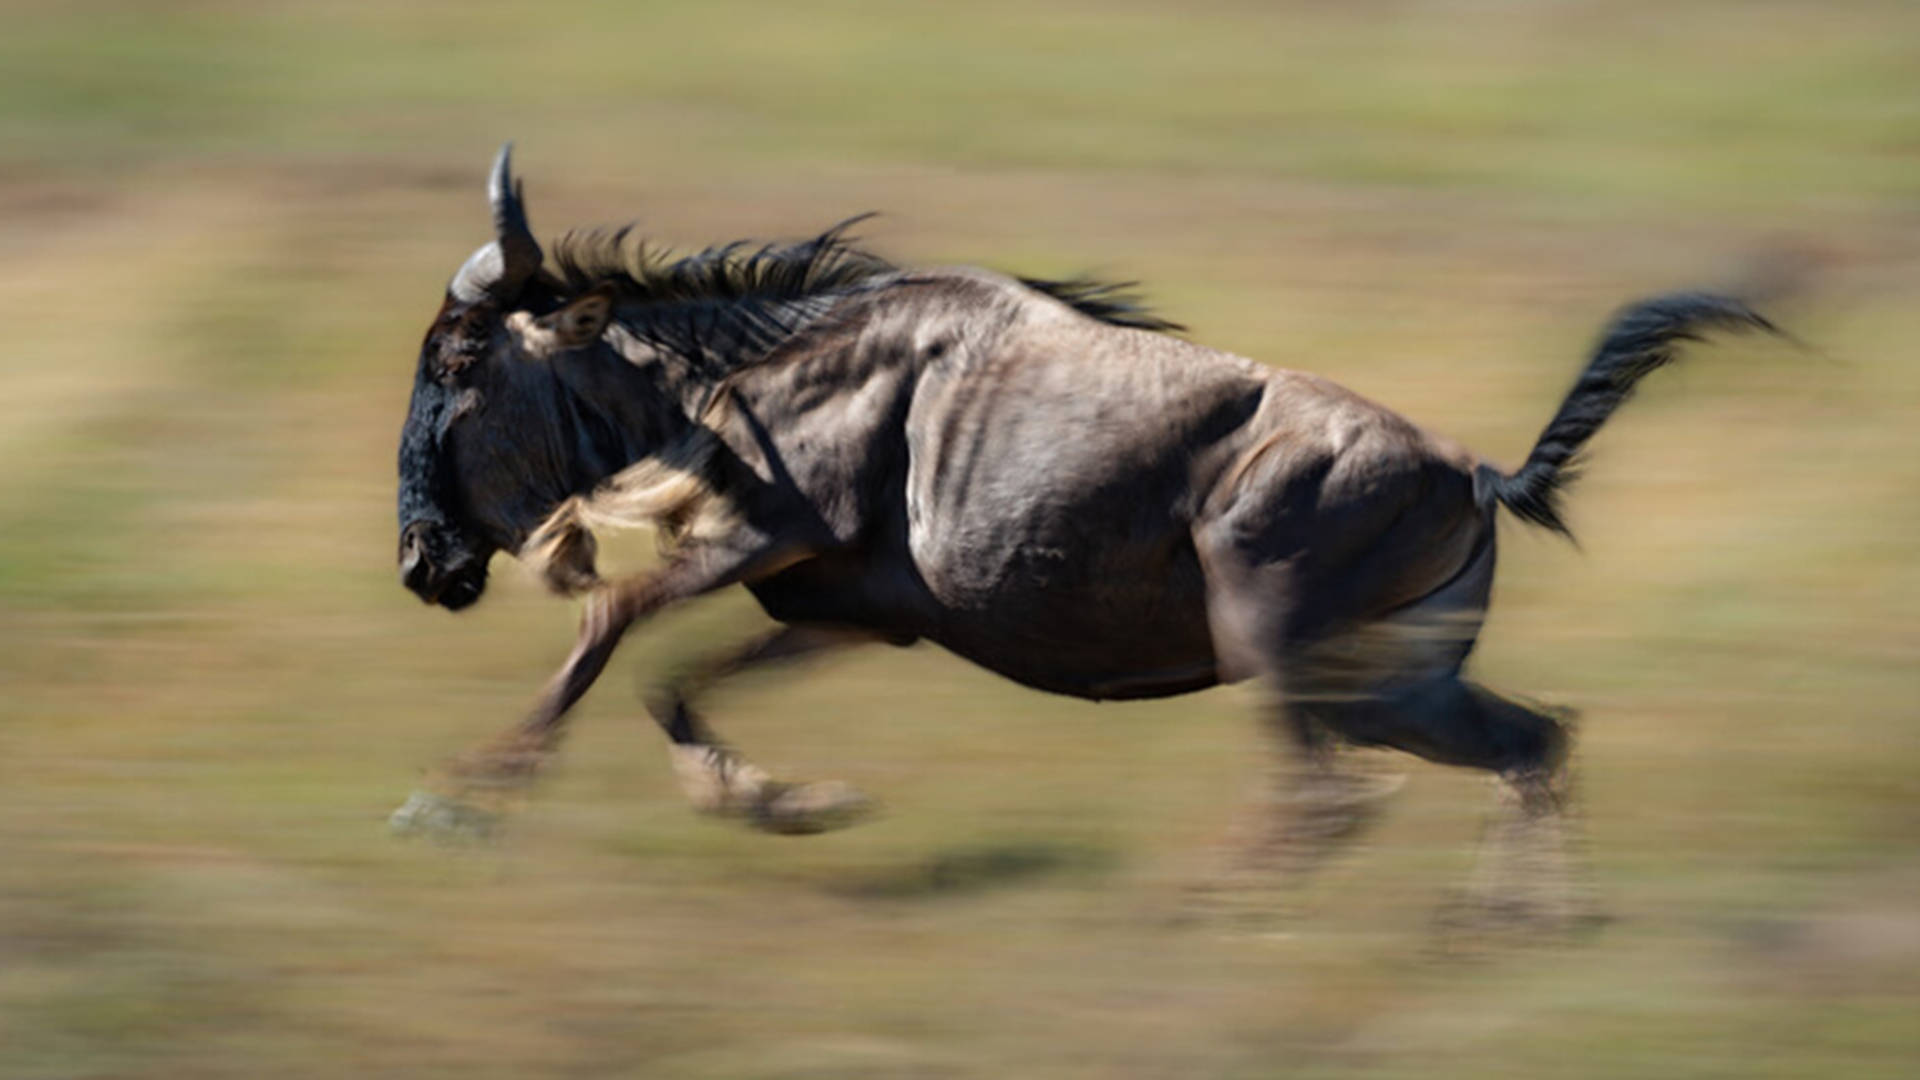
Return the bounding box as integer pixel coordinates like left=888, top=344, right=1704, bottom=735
left=1190, top=691, right=1408, bottom=923
left=1328, top=675, right=1595, bottom=935
left=1453, top=755, right=1590, bottom=938
left=1459, top=703, right=1596, bottom=937
left=1188, top=438, right=1506, bottom=909
left=1196, top=578, right=1589, bottom=929
left=1189, top=555, right=1414, bottom=917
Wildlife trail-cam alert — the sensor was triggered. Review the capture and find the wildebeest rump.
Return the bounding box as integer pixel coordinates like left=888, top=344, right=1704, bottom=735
left=391, top=146, right=1778, bottom=920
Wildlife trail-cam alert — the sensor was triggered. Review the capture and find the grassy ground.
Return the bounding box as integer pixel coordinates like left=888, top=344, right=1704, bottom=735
left=2, top=1, right=1917, bottom=1076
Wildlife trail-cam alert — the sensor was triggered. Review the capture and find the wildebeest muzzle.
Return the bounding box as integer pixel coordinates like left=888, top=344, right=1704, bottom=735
left=398, top=519, right=490, bottom=611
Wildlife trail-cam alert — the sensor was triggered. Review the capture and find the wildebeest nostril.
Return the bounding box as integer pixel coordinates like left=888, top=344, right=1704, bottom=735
left=399, top=526, right=433, bottom=591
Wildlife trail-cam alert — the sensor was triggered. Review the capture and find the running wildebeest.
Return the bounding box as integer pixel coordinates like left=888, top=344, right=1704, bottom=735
left=390, top=145, right=1779, bottom=925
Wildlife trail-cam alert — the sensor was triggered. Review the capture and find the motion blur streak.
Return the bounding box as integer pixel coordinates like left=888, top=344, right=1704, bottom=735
left=1, top=2, right=1915, bottom=1078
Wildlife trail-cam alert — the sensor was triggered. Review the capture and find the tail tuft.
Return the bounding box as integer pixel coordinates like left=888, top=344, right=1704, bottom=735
left=1480, top=292, right=1782, bottom=538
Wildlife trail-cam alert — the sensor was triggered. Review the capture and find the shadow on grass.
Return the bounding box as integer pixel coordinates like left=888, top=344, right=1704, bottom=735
left=824, top=840, right=1118, bottom=901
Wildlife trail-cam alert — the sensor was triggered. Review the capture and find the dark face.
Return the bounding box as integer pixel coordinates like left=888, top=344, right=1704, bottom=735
left=397, top=274, right=631, bottom=611
left=400, top=144, right=609, bottom=610
left=396, top=296, right=570, bottom=610
left=397, top=298, right=497, bottom=609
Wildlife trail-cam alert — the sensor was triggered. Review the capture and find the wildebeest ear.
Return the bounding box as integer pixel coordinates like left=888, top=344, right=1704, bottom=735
left=540, top=285, right=615, bottom=347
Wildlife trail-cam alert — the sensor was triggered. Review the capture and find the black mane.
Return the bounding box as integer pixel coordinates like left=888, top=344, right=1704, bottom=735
left=544, top=218, right=1182, bottom=374
left=550, top=216, right=892, bottom=312
left=1015, top=275, right=1184, bottom=333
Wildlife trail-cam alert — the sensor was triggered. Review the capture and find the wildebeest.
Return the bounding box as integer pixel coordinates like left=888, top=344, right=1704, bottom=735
left=391, top=145, right=1778, bottom=925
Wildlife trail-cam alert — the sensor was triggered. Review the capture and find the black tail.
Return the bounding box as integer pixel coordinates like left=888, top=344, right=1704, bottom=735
left=1477, top=292, right=1782, bottom=538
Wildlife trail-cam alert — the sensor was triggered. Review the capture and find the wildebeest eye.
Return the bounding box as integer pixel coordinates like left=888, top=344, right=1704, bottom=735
left=434, top=320, right=491, bottom=385
left=437, top=351, right=477, bottom=385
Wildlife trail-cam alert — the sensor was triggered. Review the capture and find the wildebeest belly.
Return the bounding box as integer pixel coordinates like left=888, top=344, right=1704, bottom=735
left=930, top=603, right=1221, bottom=701
left=747, top=529, right=1219, bottom=700
left=904, top=490, right=1221, bottom=699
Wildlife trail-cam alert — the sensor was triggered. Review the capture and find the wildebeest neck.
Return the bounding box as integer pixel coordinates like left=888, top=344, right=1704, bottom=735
left=542, top=346, right=703, bottom=498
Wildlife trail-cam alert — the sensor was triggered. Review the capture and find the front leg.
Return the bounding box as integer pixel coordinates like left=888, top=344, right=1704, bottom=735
left=646, top=623, right=882, bottom=834
left=390, top=541, right=800, bottom=841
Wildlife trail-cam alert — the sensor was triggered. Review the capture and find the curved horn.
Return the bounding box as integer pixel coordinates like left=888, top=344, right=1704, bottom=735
left=488, top=142, right=542, bottom=282
left=448, top=142, right=543, bottom=303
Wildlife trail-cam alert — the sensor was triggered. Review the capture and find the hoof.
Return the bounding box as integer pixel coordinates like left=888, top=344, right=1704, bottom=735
left=387, top=789, right=503, bottom=845
left=670, top=744, right=773, bottom=816
left=748, top=780, right=875, bottom=836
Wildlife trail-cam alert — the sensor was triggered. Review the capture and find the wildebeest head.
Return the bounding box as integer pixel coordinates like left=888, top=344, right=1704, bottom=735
left=397, top=144, right=618, bottom=610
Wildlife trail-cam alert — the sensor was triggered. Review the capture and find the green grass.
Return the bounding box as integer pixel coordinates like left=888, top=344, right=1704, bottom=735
left=1, top=1, right=1917, bottom=1076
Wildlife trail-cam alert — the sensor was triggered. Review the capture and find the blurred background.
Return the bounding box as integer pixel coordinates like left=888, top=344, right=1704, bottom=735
left=2, top=1, right=1917, bottom=1076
